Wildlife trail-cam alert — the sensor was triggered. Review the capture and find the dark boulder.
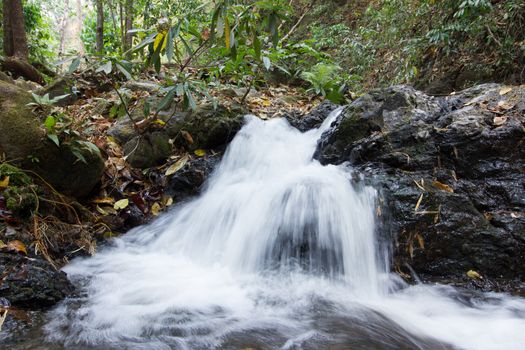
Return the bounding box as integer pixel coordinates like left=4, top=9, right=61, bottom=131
left=287, top=100, right=340, bottom=132
left=0, top=253, right=73, bottom=309
left=166, top=154, right=221, bottom=202
left=316, top=84, right=525, bottom=283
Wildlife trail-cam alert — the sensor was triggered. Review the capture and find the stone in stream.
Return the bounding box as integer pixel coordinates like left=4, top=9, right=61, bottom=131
left=315, top=84, right=525, bottom=286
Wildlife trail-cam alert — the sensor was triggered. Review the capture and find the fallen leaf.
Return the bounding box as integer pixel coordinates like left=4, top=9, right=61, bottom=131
left=414, top=193, right=424, bottom=212
left=493, top=116, right=507, bottom=126
left=467, top=270, right=482, bottom=279
left=499, top=87, right=512, bottom=95
left=415, top=234, right=425, bottom=249
left=92, top=197, right=115, bottom=205
left=181, top=130, right=194, bottom=144
left=0, top=240, right=6, bottom=249
left=194, top=149, right=206, bottom=157
left=96, top=205, right=109, bottom=215
left=165, top=155, right=189, bottom=176
left=6, top=240, right=27, bottom=255
left=114, top=199, right=129, bottom=210
left=151, top=202, right=161, bottom=216
left=0, top=176, right=9, bottom=189
left=433, top=180, right=454, bottom=193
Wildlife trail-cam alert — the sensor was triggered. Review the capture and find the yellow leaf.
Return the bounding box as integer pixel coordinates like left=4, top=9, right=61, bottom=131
left=225, top=17, right=231, bottom=49
left=152, top=119, right=166, bottom=126
left=467, top=270, right=482, bottom=279
left=262, top=99, right=271, bottom=107
left=194, top=149, right=206, bottom=157
left=6, top=240, right=27, bottom=255
left=499, top=86, right=512, bottom=95
left=165, top=197, right=173, bottom=206
left=151, top=202, right=161, bottom=216
left=114, top=199, right=129, bottom=210
left=0, top=240, right=6, bottom=249
left=92, top=197, right=115, bottom=205
left=153, top=31, right=167, bottom=52
left=433, top=180, right=454, bottom=193
left=0, top=176, right=9, bottom=189
left=165, top=155, right=189, bottom=176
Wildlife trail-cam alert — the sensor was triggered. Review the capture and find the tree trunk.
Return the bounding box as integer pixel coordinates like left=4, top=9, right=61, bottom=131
left=96, top=0, right=105, bottom=54
left=2, top=0, right=29, bottom=61
left=123, top=0, right=134, bottom=55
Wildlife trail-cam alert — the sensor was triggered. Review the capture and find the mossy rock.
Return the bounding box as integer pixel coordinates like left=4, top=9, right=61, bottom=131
left=3, top=185, right=38, bottom=217
left=0, top=81, right=104, bottom=198
left=179, top=103, right=247, bottom=150
left=0, top=163, right=32, bottom=186
left=123, top=132, right=172, bottom=169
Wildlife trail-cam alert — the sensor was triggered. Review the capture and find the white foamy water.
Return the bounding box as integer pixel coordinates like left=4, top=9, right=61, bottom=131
left=45, top=110, right=525, bottom=350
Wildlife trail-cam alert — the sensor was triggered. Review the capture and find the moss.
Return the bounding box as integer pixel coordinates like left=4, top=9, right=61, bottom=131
left=0, top=163, right=32, bottom=186
left=4, top=185, right=38, bottom=217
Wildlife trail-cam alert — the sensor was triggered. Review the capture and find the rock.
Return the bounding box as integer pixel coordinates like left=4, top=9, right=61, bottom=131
left=316, top=84, right=525, bottom=283
left=37, top=76, right=77, bottom=106
left=108, top=118, right=137, bottom=144
left=166, top=154, right=221, bottom=202
left=287, top=100, right=340, bottom=132
left=0, top=253, right=73, bottom=308
left=123, top=132, right=172, bottom=169
left=179, top=103, right=247, bottom=149
left=123, top=80, right=162, bottom=93
left=0, top=81, right=104, bottom=198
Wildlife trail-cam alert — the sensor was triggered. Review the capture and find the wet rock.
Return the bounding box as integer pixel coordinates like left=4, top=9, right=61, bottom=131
left=0, top=81, right=104, bottom=198
left=166, top=154, right=221, bottom=202
left=0, top=253, right=73, bottom=309
left=316, top=84, right=525, bottom=282
left=179, top=103, right=247, bottom=150
left=123, top=132, right=172, bottom=169
left=287, top=100, right=340, bottom=132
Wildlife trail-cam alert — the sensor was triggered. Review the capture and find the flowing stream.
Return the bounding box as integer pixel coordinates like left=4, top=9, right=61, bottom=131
left=10, top=110, right=525, bottom=349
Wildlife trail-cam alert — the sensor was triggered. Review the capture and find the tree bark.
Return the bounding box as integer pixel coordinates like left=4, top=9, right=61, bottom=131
left=123, top=0, right=134, bottom=55
left=96, top=0, right=105, bottom=54
left=2, top=0, right=29, bottom=61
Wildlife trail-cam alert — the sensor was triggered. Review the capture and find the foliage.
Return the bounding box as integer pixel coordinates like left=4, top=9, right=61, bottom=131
left=301, top=63, right=346, bottom=103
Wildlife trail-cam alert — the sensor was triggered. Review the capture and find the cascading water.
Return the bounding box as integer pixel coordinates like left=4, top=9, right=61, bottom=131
left=42, top=110, right=525, bottom=350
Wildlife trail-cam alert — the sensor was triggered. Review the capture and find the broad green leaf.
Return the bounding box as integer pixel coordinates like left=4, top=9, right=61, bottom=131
left=262, top=56, right=271, bottom=70
left=47, top=134, right=60, bottom=147
left=68, top=57, right=81, bottom=74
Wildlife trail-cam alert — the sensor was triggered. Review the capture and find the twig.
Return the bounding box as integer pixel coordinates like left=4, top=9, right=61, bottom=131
left=112, top=84, right=140, bottom=131
left=280, top=5, right=312, bottom=44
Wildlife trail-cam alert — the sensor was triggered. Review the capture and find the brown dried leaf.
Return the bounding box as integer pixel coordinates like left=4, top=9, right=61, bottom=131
left=181, top=130, right=194, bottom=144
left=433, top=180, right=454, bottom=193
left=6, top=240, right=27, bottom=255
left=414, top=193, right=424, bottom=212
left=92, top=197, right=115, bottom=205
left=165, top=155, right=189, bottom=176
left=415, top=234, right=425, bottom=249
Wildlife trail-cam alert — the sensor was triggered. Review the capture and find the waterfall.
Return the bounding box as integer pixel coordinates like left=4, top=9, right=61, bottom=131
left=45, top=110, right=525, bottom=350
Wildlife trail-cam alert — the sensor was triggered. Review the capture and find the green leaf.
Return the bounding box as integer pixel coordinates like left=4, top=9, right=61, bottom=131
left=262, top=56, right=271, bottom=70
left=44, top=116, right=56, bottom=133
left=158, top=88, right=177, bottom=111
left=68, top=57, right=81, bottom=74
left=47, top=134, right=60, bottom=147
left=96, top=61, right=113, bottom=74
left=253, top=34, right=262, bottom=60
left=116, top=62, right=133, bottom=80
